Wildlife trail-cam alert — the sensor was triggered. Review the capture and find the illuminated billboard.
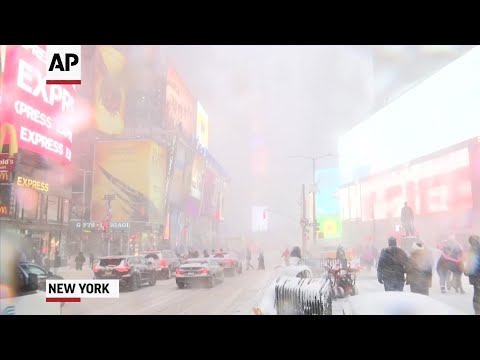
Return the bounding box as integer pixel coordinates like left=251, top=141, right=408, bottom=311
left=315, top=168, right=342, bottom=238
left=91, top=140, right=167, bottom=223
left=340, top=147, right=473, bottom=221
left=190, top=152, right=206, bottom=200
left=166, top=65, right=195, bottom=139
left=196, top=101, right=209, bottom=149
left=94, top=46, right=127, bottom=135
left=339, top=46, right=480, bottom=185
left=0, top=45, right=75, bottom=163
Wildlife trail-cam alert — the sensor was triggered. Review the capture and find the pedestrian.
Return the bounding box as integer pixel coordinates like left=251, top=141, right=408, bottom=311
left=336, top=245, right=347, bottom=269
left=53, top=251, right=61, bottom=275
left=246, top=248, right=254, bottom=270
left=258, top=251, right=265, bottom=270
left=89, top=252, right=95, bottom=269
left=377, top=237, right=409, bottom=292
left=449, top=241, right=465, bottom=294
left=405, top=242, right=433, bottom=296
left=203, top=249, right=209, bottom=258
left=75, top=251, right=86, bottom=271
left=289, top=246, right=302, bottom=266
left=464, top=235, right=480, bottom=315
left=401, top=202, right=415, bottom=236
left=281, top=247, right=290, bottom=266
left=437, top=240, right=463, bottom=293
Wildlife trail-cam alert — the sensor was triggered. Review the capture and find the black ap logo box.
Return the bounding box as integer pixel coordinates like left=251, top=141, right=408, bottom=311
left=46, top=45, right=81, bottom=85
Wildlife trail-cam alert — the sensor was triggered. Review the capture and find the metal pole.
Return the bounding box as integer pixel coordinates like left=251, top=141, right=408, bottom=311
left=312, top=159, right=317, bottom=245
left=81, top=170, right=86, bottom=252
left=302, top=184, right=306, bottom=254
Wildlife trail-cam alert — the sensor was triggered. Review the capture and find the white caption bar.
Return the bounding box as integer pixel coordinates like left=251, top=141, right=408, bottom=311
left=46, top=279, right=120, bottom=298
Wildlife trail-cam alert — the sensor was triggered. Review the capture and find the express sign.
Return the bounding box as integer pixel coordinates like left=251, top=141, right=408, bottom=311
left=0, top=45, right=75, bottom=164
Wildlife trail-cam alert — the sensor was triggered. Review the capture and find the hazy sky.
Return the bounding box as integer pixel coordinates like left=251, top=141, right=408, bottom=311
left=161, top=45, right=376, bottom=244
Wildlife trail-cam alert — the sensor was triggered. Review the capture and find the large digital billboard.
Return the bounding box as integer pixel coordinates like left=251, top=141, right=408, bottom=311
left=315, top=168, right=342, bottom=238
left=340, top=147, right=473, bottom=221
left=94, top=46, right=127, bottom=135
left=339, top=46, right=480, bottom=185
left=166, top=65, right=195, bottom=139
left=91, top=140, right=167, bottom=223
left=0, top=45, right=75, bottom=163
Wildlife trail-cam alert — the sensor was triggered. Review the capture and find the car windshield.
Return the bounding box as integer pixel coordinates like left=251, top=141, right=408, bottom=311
left=2, top=45, right=478, bottom=316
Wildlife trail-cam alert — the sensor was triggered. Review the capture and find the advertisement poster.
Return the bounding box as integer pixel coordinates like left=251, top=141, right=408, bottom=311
left=200, top=169, right=215, bottom=216
left=91, top=140, right=167, bottom=223
left=196, top=101, right=209, bottom=149
left=166, top=65, right=195, bottom=139
left=190, top=152, right=206, bottom=200
left=315, top=168, right=342, bottom=238
left=169, top=142, right=187, bottom=206
left=94, top=45, right=127, bottom=135
left=0, top=45, right=75, bottom=163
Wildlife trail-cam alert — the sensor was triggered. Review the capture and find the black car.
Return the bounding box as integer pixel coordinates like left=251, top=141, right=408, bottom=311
left=93, top=255, right=156, bottom=291
left=18, top=262, right=63, bottom=291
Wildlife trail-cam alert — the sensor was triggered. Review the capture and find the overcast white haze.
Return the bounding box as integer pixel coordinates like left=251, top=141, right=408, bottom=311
left=160, top=45, right=375, bottom=244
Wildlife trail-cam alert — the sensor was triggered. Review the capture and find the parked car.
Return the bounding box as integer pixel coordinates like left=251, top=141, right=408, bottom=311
left=210, top=252, right=242, bottom=276
left=1, top=265, right=63, bottom=315
left=93, top=255, right=156, bottom=291
left=176, top=258, right=224, bottom=288
left=141, top=250, right=181, bottom=279
left=18, top=262, right=63, bottom=291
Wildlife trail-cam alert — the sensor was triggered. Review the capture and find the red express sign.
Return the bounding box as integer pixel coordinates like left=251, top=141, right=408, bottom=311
left=0, top=45, right=75, bottom=164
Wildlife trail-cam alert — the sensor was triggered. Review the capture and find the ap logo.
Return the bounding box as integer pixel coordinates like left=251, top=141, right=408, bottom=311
left=46, top=45, right=81, bottom=85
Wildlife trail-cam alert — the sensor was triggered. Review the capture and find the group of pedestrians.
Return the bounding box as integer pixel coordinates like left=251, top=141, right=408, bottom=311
left=246, top=248, right=265, bottom=270
left=376, top=235, right=480, bottom=315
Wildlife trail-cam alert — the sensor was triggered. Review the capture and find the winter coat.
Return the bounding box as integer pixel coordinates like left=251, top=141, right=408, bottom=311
left=406, top=249, right=433, bottom=289
left=377, top=246, right=409, bottom=283
left=464, top=245, right=480, bottom=287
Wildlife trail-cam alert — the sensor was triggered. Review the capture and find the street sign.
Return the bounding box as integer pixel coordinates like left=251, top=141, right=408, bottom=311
left=103, top=194, right=116, bottom=200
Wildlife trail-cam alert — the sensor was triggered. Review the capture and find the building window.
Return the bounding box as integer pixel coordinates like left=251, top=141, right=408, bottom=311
left=17, top=187, right=39, bottom=221
left=47, top=195, right=59, bottom=222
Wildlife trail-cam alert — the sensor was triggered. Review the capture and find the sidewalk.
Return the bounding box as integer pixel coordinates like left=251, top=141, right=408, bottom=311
left=332, top=268, right=475, bottom=315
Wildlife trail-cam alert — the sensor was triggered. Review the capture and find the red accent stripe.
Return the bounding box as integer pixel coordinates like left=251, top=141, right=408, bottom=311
left=46, top=298, right=81, bottom=302
left=46, top=80, right=81, bottom=85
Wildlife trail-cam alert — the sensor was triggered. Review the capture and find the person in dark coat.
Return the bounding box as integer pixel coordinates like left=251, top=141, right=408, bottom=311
left=377, top=237, right=409, bottom=291
left=258, top=251, right=265, bottom=270
left=75, top=252, right=86, bottom=271
left=336, top=246, right=347, bottom=269
left=89, top=252, right=95, bottom=269
left=437, top=240, right=463, bottom=293
left=203, top=249, right=209, bottom=258
left=406, top=242, right=433, bottom=295
left=464, top=235, right=480, bottom=315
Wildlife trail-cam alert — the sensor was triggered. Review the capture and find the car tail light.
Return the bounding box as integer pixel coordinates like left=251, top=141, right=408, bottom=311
left=115, top=266, right=130, bottom=273
left=225, top=258, right=233, bottom=264
left=160, top=259, right=167, bottom=268
left=199, top=268, right=209, bottom=274
left=93, top=267, right=100, bottom=273
left=176, top=268, right=185, bottom=275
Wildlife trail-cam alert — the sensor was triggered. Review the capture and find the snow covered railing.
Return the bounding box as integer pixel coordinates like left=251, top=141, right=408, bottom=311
left=274, top=276, right=332, bottom=315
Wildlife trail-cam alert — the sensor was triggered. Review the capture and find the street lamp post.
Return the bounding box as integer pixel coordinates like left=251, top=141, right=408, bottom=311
left=289, top=154, right=334, bottom=246
left=78, top=169, right=93, bottom=252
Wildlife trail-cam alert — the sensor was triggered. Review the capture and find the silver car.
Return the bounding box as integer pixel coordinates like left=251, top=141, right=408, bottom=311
left=176, top=258, right=224, bottom=288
